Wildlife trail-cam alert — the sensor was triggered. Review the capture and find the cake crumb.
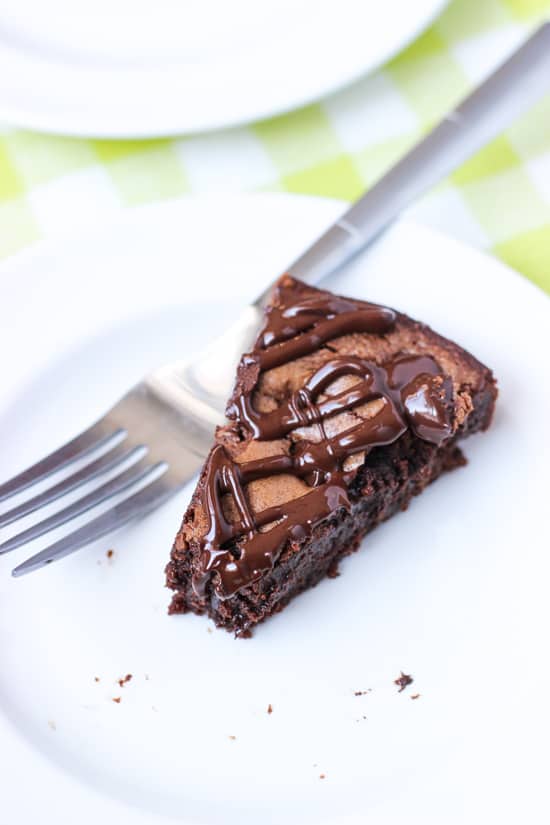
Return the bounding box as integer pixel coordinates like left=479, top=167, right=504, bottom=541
left=228, top=735, right=236, bottom=741
left=411, top=693, right=421, bottom=700
left=94, top=676, right=100, bottom=683
left=117, top=673, right=133, bottom=688
left=106, top=549, right=114, bottom=559
left=48, top=720, right=56, bottom=731
left=354, top=689, right=371, bottom=696
left=207, top=627, right=213, bottom=634
left=394, top=671, right=414, bottom=692
left=319, top=774, right=326, bottom=780
left=267, top=703, right=273, bottom=714
left=112, top=697, right=121, bottom=704
left=326, top=560, right=340, bottom=578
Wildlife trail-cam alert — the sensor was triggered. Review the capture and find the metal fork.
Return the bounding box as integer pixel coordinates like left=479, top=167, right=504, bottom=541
left=2, top=23, right=549, bottom=576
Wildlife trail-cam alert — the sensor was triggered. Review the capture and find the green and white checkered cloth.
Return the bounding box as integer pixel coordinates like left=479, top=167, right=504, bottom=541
left=1, top=0, right=549, bottom=293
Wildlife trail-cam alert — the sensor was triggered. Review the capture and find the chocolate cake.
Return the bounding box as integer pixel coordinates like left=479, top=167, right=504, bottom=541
left=166, top=276, right=497, bottom=636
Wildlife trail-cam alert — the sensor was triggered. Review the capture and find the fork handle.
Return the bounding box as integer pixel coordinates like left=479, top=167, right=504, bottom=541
left=261, top=22, right=550, bottom=295
left=183, top=23, right=550, bottom=407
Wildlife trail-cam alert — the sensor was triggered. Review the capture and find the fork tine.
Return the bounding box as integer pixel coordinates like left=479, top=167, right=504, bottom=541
left=0, top=457, right=154, bottom=556
left=0, top=424, right=124, bottom=504
left=0, top=441, right=141, bottom=528
left=12, top=468, right=175, bottom=577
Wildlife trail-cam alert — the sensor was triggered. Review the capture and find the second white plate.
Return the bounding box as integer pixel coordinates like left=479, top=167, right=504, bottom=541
left=0, top=0, right=448, bottom=136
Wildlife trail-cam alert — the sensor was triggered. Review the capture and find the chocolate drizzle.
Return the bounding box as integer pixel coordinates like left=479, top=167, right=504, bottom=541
left=256, top=291, right=396, bottom=371
left=192, top=277, right=454, bottom=600
left=195, top=444, right=350, bottom=598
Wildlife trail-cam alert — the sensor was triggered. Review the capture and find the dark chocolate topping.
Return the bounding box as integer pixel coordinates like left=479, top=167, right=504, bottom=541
left=195, top=444, right=350, bottom=598
left=256, top=287, right=396, bottom=371
left=192, top=278, right=454, bottom=600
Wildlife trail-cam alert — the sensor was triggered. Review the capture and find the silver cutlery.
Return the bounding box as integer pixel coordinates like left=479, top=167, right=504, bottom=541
left=2, top=22, right=549, bottom=576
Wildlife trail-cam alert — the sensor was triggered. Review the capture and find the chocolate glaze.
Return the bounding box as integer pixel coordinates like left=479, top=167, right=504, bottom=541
left=195, top=443, right=350, bottom=598
left=229, top=355, right=451, bottom=448
left=192, top=278, right=454, bottom=600
left=257, top=290, right=396, bottom=371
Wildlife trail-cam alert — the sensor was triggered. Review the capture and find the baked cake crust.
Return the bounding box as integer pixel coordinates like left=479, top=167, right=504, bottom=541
left=166, top=277, right=497, bottom=636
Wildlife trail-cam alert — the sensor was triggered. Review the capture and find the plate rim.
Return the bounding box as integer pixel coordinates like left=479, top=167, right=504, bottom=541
left=0, top=190, right=547, bottom=309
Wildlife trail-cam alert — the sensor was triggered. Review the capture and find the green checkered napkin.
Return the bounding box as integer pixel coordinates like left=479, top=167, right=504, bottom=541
left=1, top=0, right=549, bottom=294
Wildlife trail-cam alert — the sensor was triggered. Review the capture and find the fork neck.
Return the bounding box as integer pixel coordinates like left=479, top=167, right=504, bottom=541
left=148, top=304, right=264, bottom=418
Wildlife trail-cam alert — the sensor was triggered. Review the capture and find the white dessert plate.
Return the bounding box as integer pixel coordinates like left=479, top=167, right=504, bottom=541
left=0, top=0, right=448, bottom=136
left=0, top=193, right=548, bottom=825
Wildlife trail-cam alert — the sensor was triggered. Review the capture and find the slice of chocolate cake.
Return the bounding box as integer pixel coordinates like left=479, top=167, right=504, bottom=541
left=166, top=276, right=497, bottom=636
